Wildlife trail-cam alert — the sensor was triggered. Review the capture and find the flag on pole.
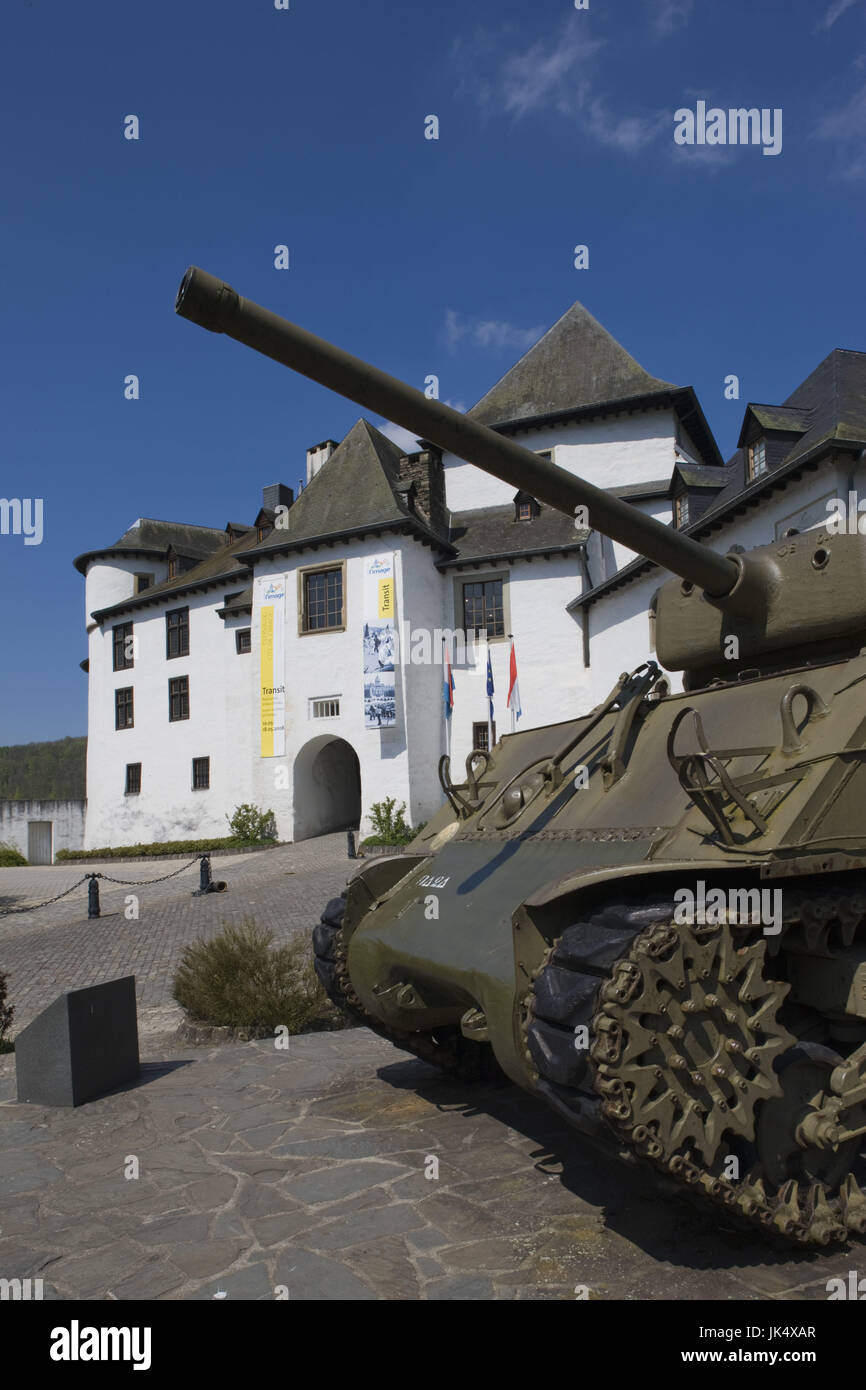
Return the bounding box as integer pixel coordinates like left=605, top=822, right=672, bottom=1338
left=507, top=638, right=522, bottom=721
left=486, top=645, right=495, bottom=750
left=443, top=642, right=455, bottom=719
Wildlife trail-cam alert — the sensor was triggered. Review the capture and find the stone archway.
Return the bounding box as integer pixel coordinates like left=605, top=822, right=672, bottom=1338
left=293, top=735, right=361, bottom=841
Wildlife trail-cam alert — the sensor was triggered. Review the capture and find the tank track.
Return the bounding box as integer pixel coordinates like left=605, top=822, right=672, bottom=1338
left=312, top=893, right=500, bottom=1082
left=524, top=887, right=866, bottom=1246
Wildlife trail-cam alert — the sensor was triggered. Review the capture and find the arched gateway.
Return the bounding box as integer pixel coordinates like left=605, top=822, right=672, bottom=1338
left=292, top=735, right=361, bottom=841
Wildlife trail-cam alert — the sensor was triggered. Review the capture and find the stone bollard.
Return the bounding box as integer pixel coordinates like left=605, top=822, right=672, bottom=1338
left=87, top=875, right=100, bottom=919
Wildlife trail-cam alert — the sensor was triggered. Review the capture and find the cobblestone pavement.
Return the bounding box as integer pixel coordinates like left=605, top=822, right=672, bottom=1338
left=0, top=836, right=353, bottom=1032
left=0, top=1030, right=859, bottom=1301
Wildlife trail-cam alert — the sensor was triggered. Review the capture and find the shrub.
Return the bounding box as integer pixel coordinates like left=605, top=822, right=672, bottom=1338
left=0, top=969, right=14, bottom=1052
left=363, top=797, right=415, bottom=846
left=226, top=804, right=278, bottom=844
left=172, top=919, right=346, bottom=1034
left=0, top=841, right=26, bottom=867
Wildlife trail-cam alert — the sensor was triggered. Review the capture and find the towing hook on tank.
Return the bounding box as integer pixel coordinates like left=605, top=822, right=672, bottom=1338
left=779, top=683, right=831, bottom=755
left=438, top=749, right=495, bottom=819
left=372, top=980, right=427, bottom=1010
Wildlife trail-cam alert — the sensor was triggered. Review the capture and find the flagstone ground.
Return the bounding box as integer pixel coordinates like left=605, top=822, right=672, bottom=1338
left=0, top=834, right=858, bottom=1300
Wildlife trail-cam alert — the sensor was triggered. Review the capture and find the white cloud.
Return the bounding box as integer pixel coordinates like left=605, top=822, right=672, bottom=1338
left=586, top=99, right=670, bottom=152
left=814, top=82, right=866, bottom=178
left=652, top=0, right=694, bottom=37
left=453, top=21, right=602, bottom=121
left=497, top=27, right=603, bottom=119
left=453, top=19, right=665, bottom=156
left=668, top=139, right=738, bottom=170
left=444, top=309, right=544, bottom=353
left=818, top=0, right=861, bottom=30
left=376, top=402, right=469, bottom=453
left=375, top=421, right=423, bottom=451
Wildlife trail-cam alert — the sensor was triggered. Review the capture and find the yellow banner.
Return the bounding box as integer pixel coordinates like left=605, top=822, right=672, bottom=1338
left=260, top=605, right=274, bottom=758
left=378, top=577, right=393, bottom=620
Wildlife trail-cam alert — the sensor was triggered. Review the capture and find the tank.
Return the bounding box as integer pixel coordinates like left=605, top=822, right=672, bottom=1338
left=176, top=266, right=866, bottom=1245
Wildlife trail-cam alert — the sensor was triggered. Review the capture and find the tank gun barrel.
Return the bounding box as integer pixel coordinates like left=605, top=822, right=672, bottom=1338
left=175, top=266, right=739, bottom=598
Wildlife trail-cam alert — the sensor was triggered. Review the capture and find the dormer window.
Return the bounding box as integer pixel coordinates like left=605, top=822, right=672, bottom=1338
left=675, top=494, right=690, bottom=528
left=514, top=491, right=539, bottom=522
left=167, top=555, right=177, bottom=580
left=748, top=438, right=767, bottom=480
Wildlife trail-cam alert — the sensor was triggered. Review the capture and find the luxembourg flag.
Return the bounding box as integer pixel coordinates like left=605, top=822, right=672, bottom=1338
left=443, top=643, right=455, bottom=719
left=507, top=638, right=522, bottom=722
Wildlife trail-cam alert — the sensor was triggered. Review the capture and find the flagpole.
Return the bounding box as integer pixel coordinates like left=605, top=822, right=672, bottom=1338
left=508, top=631, right=516, bottom=734
left=443, top=637, right=451, bottom=762
left=486, top=638, right=493, bottom=753
left=443, top=638, right=449, bottom=761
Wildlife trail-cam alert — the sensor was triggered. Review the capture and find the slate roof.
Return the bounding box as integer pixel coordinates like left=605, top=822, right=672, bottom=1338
left=738, top=404, right=811, bottom=442
left=74, top=519, right=231, bottom=576
left=468, top=301, right=675, bottom=427
left=778, top=350, right=866, bottom=463
left=236, top=419, right=452, bottom=560
left=570, top=348, right=866, bottom=610
left=670, top=463, right=731, bottom=493
left=91, top=527, right=258, bottom=622
left=440, top=503, right=589, bottom=569
left=608, top=478, right=671, bottom=501
left=217, top=587, right=253, bottom=617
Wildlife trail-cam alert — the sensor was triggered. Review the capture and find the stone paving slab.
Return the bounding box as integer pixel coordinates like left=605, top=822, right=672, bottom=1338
left=0, top=1027, right=861, bottom=1302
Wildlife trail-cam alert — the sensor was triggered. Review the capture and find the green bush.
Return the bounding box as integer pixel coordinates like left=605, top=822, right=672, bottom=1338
left=0, top=969, right=14, bottom=1052
left=226, top=804, right=278, bottom=844
left=362, top=797, right=418, bottom=847
left=0, top=841, right=26, bottom=867
left=172, top=919, right=346, bottom=1034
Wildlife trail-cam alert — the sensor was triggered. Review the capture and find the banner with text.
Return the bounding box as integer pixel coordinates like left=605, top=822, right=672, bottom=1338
left=257, top=575, right=286, bottom=757
left=363, top=553, right=396, bottom=728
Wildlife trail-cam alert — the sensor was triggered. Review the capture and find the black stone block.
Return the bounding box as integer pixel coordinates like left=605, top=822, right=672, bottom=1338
left=15, top=977, right=140, bottom=1107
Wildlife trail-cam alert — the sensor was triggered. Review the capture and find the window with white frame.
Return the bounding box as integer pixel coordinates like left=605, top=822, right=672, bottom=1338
left=310, top=696, right=341, bottom=719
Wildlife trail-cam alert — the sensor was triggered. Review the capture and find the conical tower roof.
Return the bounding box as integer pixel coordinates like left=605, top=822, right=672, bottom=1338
left=468, top=301, right=676, bottom=427
left=244, top=419, right=422, bottom=557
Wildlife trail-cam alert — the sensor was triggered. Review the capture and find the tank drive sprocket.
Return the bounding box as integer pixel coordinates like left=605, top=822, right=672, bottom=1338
left=525, top=891, right=866, bottom=1245
left=312, top=893, right=500, bottom=1082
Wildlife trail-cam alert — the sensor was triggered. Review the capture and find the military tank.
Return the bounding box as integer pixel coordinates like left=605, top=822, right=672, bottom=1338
left=176, top=266, right=866, bottom=1245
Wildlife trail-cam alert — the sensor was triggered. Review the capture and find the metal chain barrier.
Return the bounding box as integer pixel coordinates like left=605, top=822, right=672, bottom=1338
left=0, top=875, right=92, bottom=916
left=0, top=855, right=219, bottom=918
left=96, top=856, right=201, bottom=886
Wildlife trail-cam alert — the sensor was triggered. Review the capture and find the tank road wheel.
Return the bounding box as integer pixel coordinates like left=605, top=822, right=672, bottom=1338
left=312, top=895, right=363, bottom=1020
left=527, top=897, right=866, bottom=1245
left=755, top=1043, right=861, bottom=1196
left=312, top=893, right=500, bottom=1082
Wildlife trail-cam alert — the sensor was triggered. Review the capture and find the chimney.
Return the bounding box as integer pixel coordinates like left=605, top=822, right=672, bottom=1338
left=306, top=439, right=338, bottom=484
left=262, top=483, right=294, bottom=514
left=398, top=448, right=446, bottom=535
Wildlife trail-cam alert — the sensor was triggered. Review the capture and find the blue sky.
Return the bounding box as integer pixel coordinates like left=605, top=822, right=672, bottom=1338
left=1, top=0, right=864, bottom=743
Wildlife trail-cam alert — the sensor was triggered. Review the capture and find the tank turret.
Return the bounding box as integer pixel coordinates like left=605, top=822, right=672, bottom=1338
left=176, top=266, right=866, bottom=1247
